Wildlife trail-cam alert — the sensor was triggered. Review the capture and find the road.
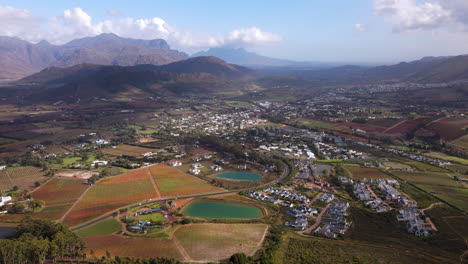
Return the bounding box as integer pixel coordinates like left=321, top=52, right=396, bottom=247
left=71, top=161, right=291, bottom=231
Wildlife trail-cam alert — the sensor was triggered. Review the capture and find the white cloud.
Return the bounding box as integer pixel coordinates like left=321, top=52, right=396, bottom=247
left=0, top=6, right=281, bottom=50
left=373, top=0, right=468, bottom=32
left=355, top=23, right=367, bottom=32
left=373, top=0, right=450, bottom=32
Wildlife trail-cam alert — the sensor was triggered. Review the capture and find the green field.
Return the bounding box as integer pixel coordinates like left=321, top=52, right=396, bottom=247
left=391, top=171, right=468, bottom=211
left=425, top=151, right=468, bottom=165
left=75, top=218, right=121, bottom=237
left=403, top=160, right=449, bottom=172
left=293, top=118, right=334, bottom=128
left=139, top=212, right=165, bottom=222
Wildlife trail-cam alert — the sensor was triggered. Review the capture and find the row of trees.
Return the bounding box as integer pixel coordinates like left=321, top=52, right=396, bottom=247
left=0, top=217, right=85, bottom=264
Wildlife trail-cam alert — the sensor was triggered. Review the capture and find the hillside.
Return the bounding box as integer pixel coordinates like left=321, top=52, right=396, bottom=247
left=0, top=33, right=188, bottom=80
left=22, top=57, right=255, bottom=102
left=296, top=55, right=468, bottom=84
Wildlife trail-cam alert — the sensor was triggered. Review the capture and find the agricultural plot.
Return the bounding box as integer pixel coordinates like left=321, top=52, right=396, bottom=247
left=64, top=168, right=159, bottom=227
left=426, top=117, right=468, bottom=141
left=294, top=118, right=334, bottom=128
left=174, top=223, right=268, bottom=261
left=150, top=164, right=223, bottom=197
left=450, top=134, right=468, bottom=149
left=344, top=166, right=391, bottom=180
left=32, top=178, right=88, bottom=207
left=102, top=144, right=157, bottom=157
left=75, top=218, right=121, bottom=237
left=0, top=166, right=48, bottom=191
left=391, top=171, right=468, bottom=211
left=404, top=160, right=449, bottom=172
left=383, top=120, right=422, bottom=134
left=84, top=235, right=183, bottom=259
left=336, top=122, right=387, bottom=133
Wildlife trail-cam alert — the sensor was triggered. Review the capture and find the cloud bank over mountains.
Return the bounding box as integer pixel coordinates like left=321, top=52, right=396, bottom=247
left=0, top=6, right=281, bottom=50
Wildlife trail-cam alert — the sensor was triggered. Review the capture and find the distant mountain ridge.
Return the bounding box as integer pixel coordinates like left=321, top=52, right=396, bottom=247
left=295, top=55, right=468, bottom=84
left=192, top=47, right=326, bottom=68
left=0, top=33, right=188, bottom=80
left=19, top=56, right=255, bottom=102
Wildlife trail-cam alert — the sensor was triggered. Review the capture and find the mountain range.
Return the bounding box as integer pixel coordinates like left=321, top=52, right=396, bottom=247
left=0, top=33, right=188, bottom=80
left=192, top=47, right=327, bottom=68
left=17, top=56, right=254, bottom=102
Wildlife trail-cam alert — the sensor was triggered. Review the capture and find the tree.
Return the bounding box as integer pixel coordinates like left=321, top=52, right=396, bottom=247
left=29, top=200, right=44, bottom=211
left=230, top=253, right=248, bottom=264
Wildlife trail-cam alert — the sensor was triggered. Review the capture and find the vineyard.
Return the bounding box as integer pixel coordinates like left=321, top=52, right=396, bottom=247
left=64, top=168, right=159, bottom=226
left=0, top=166, right=48, bottom=191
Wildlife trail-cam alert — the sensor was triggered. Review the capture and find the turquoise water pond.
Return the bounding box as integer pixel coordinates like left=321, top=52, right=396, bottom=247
left=214, top=171, right=262, bottom=181
left=183, top=201, right=262, bottom=219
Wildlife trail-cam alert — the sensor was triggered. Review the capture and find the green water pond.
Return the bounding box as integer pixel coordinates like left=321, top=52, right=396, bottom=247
left=214, top=171, right=262, bottom=181
left=183, top=201, right=262, bottom=219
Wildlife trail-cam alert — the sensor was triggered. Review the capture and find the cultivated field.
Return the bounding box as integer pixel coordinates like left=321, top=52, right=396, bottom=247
left=391, top=171, right=468, bottom=211
left=102, top=144, right=157, bottom=157
left=450, top=134, right=468, bottom=149
left=174, top=223, right=268, bottom=261
left=150, top=164, right=223, bottom=197
left=383, top=120, right=422, bottom=134
left=64, top=168, right=159, bottom=226
left=76, top=218, right=121, bottom=237
left=0, top=166, right=48, bottom=191
left=84, top=235, right=183, bottom=259
left=344, top=166, right=390, bottom=180
left=426, top=117, right=467, bottom=141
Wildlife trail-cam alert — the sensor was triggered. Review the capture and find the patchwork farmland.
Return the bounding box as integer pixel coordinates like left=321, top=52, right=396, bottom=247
left=150, top=164, right=224, bottom=197
left=64, top=168, right=160, bottom=226
left=426, top=117, right=468, bottom=141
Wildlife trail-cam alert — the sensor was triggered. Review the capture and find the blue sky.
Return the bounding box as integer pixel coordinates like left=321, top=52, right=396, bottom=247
left=1, top=0, right=468, bottom=64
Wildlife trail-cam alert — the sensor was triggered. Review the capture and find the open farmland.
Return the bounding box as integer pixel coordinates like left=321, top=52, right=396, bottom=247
left=391, top=171, right=468, bottom=211
left=150, top=164, right=224, bottom=197
left=383, top=120, right=422, bottom=134
left=450, top=134, right=468, bottom=150
left=336, top=122, right=387, bottom=133
left=174, top=223, right=268, bottom=262
left=64, top=168, right=159, bottom=226
left=295, top=118, right=334, bottom=128
left=75, top=218, right=121, bottom=237
left=344, top=166, right=391, bottom=180
left=426, top=117, right=468, bottom=141
left=32, top=178, right=88, bottom=207
left=102, top=144, right=157, bottom=157
left=0, top=166, right=48, bottom=191
left=84, top=235, right=183, bottom=259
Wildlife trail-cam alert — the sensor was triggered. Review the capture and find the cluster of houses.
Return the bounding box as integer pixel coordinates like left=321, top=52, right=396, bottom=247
left=352, top=140, right=450, bottom=167
left=316, top=142, right=368, bottom=160
left=316, top=193, right=334, bottom=204
left=285, top=205, right=318, bottom=230
left=257, top=143, right=316, bottom=160
left=264, top=187, right=310, bottom=204
left=314, top=201, right=351, bottom=238
left=0, top=196, right=12, bottom=208
left=397, top=208, right=431, bottom=237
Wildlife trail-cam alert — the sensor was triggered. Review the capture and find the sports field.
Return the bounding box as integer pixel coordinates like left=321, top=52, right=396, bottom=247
left=344, top=166, right=390, bottom=180
left=150, top=164, right=223, bottom=197
left=174, top=223, right=268, bottom=261
left=392, top=171, right=468, bottom=211
left=64, top=168, right=160, bottom=226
